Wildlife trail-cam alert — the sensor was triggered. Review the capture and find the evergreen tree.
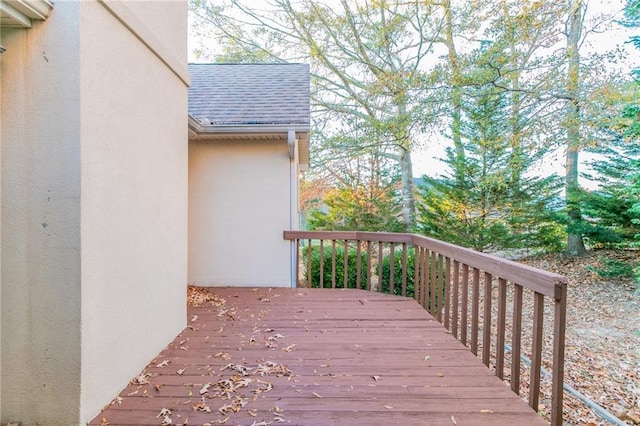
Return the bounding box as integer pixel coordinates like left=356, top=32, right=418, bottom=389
left=578, top=0, right=640, bottom=247
left=416, top=86, right=563, bottom=252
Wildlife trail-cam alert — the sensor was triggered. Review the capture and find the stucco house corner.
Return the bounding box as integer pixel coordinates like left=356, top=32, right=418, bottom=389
left=187, top=63, right=310, bottom=288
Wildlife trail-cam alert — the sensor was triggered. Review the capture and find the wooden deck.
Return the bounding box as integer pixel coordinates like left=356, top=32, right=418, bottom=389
left=89, top=288, right=547, bottom=425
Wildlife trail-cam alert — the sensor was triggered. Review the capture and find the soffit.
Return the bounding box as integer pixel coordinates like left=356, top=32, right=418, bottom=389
left=1, top=0, right=52, bottom=28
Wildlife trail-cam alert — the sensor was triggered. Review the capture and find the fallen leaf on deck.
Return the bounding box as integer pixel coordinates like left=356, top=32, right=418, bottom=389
left=177, top=368, right=186, bottom=375
left=282, top=344, right=297, bottom=352
left=192, top=401, right=211, bottom=412
left=250, top=421, right=272, bottom=426
left=156, top=360, right=170, bottom=368
left=190, top=315, right=198, bottom=322
left=424, top=355, right=430, bottom=362
left=157, top=408, right=172, bottom=425
left=436, top=372, right=444, bottom=377
left=199, top=382, right=212, bottom=395
left=131, top=373, right=150, bottom=385
left=312, top=392, right=323, bottom=398
left=372, top=376, right=380, bottom=382
left=248, top=410, right=258, bottom=417
left=100, top=418, right=109, bottom=426
left=451, top=415, right=458, bottom=425
left=480, top=409, right=493, bottom=413
left=384, top=405, right=394, bottom=409
left=214, top=351, right=232, bottom=360
left=154, top=383, right=164, bottom=392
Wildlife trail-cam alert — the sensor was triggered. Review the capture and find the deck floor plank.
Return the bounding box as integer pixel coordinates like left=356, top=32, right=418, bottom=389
left=89, top=288, right=546, bottom=425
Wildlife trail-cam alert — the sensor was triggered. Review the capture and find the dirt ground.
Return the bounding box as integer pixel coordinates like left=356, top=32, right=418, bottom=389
left=519, top=250, right=640, bottom=425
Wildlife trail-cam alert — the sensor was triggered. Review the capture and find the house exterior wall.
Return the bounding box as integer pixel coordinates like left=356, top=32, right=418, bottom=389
left=1, top=3, right=83, bottom=422
left=78, top=1, right=188, bottom=422
left=189, top=139, right=293, bottom=287
left=1, top=1, right=188, bottom=424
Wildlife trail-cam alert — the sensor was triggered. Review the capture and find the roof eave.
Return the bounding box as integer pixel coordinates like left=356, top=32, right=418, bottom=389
left=188, top=115, right=309, bottom=135
left=1, top=0, right=53, bottom=28
left=188, top=115, right=310, bottom=169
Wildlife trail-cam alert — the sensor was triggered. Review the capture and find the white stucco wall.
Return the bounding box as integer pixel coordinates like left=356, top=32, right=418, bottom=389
left=189, top=139, right=293, bottom=287
left=1, top=3, right=83, bottom=422
left=1, top=1, right=188, bottom=424
left=78, top=1, right=188, bottom=422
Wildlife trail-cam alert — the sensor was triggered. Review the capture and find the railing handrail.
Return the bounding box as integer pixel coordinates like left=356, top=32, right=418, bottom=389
left=284, top=231, right=568, bottom=298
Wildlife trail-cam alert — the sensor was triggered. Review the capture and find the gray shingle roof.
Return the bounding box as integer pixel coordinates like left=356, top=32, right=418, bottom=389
left=188, top=63, right=310, bottom=127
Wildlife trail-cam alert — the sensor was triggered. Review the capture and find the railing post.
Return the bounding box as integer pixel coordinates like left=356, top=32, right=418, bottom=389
left=530, top=292, right=545, bottom=411
left=551, top=283, right=567, bottom=426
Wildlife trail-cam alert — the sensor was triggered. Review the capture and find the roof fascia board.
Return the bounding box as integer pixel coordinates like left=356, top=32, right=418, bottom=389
left=196, top=124, right=310, bottom=134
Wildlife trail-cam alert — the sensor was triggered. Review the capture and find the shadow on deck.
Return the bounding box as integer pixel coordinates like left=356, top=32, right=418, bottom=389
left=90, top=287, right=546, bottom=425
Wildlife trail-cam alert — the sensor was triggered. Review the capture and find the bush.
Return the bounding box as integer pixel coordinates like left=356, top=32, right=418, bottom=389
left=379, top=247, right=415, bottom=297
left=301, top=244, right=368, bottom=288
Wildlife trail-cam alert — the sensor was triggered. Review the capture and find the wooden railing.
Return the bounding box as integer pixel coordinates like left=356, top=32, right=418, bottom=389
left=284, top=230, right=568, bottom=426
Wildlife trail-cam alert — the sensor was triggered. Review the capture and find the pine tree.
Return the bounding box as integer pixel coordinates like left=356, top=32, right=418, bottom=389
left=416, top=86, right=563, bottom=252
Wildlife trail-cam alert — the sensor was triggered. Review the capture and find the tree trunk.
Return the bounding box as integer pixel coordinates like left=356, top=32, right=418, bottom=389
left=399, top=145, right=416, bottom=230
left=565, top=0, right=587, bottom=256
left=443, top=0, right=465, bottom=184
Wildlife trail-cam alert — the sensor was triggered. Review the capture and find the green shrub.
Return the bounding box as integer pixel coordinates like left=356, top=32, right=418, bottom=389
left=379, top=247, right=415, bottom=297
left=301, top=244, right=368, bottom=288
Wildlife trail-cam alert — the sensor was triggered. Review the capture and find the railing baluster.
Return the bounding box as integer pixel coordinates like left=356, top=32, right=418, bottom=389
left=343, top=240, right=349, bottom=289
left=414, top=247, right=422, bottom=303
left=331, top=240, right=337, bottom=289
left=444, top=257, right=451, bottom=330
left=401, top=243, right=408, bottom=297
left=530, top=292, right=545, bottom=411
left=511, top=284, right=523, bottom=395
left=378, top=241, right=383, bottom=293
left=421, top=249, right=429, bottom=309
left=307, top=239, right=312, bottom=287
left=461, top=264, right=469, bottom=347
left=437, top=254, right=444, bottom=322
left=496, top=278, right=507, bottom=380
left=482, top=272, right=493, bottom=367
left=452, top=260, right=460, bottom=339
left=389, top=242, right=396, bottom=295
left=319, top=240, right=325, bottom=288
left=430, top=251, right=437, bottom=315
left=366, top=241, right=372, bottom=291
left=471, top=268, right=480, bottom=356
left=295, top=238, right=301, bottom=287
left=356, top=240, right=362, bottom=290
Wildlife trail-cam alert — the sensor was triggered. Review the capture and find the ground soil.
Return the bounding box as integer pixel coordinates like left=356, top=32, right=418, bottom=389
left=519, top=250, right=639, bottom=425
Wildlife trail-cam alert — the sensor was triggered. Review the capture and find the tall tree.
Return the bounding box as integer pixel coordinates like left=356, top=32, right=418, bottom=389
left=417, top=67, right=563, bottom=252
left=564, top=0, right=588, bottom=255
